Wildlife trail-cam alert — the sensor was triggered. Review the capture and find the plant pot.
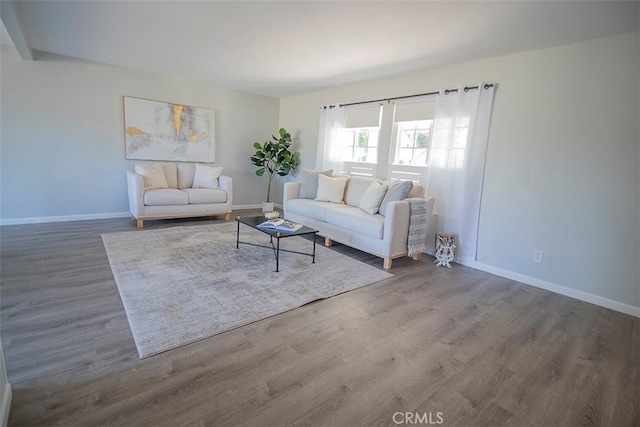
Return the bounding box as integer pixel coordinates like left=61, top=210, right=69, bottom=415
left=262, top=202, right=274, bottom=213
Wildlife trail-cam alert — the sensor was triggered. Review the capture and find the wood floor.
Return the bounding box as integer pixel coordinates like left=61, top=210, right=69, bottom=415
left=1, top=213, right=638, bottom=426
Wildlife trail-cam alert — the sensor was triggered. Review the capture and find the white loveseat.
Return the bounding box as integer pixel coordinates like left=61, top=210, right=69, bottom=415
left=127, top=162, right=232, bottom=228
left=284, top=173, right=435, bottom=269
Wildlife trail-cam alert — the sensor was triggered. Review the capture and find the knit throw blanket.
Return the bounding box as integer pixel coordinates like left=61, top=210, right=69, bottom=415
left=406, top=198, right=428, bottom=257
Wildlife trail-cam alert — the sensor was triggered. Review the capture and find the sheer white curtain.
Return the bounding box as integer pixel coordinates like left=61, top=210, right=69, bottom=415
left=316, top=105, right=345, bottom=171
left=426, top=83, right=495, bottom=261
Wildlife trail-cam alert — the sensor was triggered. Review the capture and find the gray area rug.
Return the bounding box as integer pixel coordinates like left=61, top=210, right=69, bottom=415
left=102, top=222, right=393, bottom=358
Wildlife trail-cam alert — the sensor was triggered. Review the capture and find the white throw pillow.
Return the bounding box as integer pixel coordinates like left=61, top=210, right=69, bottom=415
left=134, top=163, right=168, bottom=190
left=359, top=181, right=388, bottom=215
left=315, top=175, right=348, bottom=204
left=192, top=163, right=223, bottom=189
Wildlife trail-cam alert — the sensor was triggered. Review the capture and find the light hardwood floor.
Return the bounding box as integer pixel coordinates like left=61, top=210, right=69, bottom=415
left=1, top=213, right=638, bottom=426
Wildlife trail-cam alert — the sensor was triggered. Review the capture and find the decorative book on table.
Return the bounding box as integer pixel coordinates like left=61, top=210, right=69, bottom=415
left=257, top=218, right=303, bottom=232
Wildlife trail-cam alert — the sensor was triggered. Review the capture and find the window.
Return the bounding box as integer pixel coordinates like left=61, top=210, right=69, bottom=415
left=318, top=98, right=437, bottom=181
left=338, top=127, right=379, bottom=164
left=387, top=99, right=436, bottom=182
left=393, top=119, right=432, bottom=166
left=334, top=104, right=382, bottom=176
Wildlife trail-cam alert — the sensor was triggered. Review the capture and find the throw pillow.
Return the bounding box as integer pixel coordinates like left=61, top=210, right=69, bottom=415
left=134, top=163, right=168, bottom=190
left=192, top=163, right=223, bottom=189
left=299, top=168, right=333, bottom=199
left=359, top=181, right=388, bottom=215
left=344, top=176, right=382, bottom=207
left=379, top=180, right=414, bottom=216
left=177, top=163, right=196, bottom=189
left=315, top=174, right=348, bottom=204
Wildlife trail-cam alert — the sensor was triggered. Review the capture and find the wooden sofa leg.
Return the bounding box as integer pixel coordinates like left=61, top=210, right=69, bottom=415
left=412, top=253, right=421, bottom=261
left=224, top=212, right=231, bottom=221
left=136, top=219, right=144, bottom=228
left=324, top=237, right=333, bottom=247
left=383, top=257, right=392, bottom=270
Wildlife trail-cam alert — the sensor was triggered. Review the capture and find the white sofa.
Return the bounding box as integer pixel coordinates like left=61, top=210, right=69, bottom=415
left=127, top=162, right=232, bottom=228
left=284, top=174, right=435, bottom=269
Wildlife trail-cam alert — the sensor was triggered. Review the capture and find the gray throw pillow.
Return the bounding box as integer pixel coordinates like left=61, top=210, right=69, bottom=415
left=379, top=180, right=413, bottom=216
left=299, top=169, right=332, bottom=199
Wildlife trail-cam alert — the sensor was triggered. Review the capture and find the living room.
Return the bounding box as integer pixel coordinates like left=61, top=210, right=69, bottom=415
left=1, top=1, right=638, bottom=426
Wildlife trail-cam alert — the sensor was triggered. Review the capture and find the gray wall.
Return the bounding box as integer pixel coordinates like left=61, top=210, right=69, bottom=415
left=279, top=32, right=640, bottom=313
left=0, top=46, right=280, bottom=221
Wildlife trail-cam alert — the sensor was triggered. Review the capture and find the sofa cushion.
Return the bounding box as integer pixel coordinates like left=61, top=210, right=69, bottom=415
left=325, top=207, right=385, bottom=239
left=144, top=189, right=189, bottom=206
left=193, top=163, right=223, bottom=189
left=182, top=188, right=227, bottom=204
left=379, top=180, right=413, bottom=216
left=161, top=163, right=178, bottom=189
left=135, top=163, right=168, bottom=190
left=316, top=175, right=348, bottom=203
left=344, top=176, right=381, bottom=207
left=177, top=163, right=196, bottom=189
left=359, top=181, right=388, bottom=215
left=287, top=199, right=351, bottom=222
left=299, top=168, right=333, bottom=199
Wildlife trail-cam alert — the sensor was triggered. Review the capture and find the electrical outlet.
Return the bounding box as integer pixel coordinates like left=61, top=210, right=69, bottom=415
left=532, top=249, right=544, bottom=263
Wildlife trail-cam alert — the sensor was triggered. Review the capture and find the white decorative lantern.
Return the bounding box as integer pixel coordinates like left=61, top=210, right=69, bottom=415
left=434, top=234, right=456, bottom=268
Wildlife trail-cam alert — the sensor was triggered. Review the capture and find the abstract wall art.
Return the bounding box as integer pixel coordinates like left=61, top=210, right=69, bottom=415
left=124, top=96, right=215, bottom=162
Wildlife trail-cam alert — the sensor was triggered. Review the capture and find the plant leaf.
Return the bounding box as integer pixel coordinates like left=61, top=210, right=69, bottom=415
left=251, top=128, right=299, bottom=179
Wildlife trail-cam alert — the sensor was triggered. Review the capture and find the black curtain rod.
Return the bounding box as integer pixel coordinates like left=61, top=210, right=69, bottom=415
left=324, top=83, right=494, bottom=109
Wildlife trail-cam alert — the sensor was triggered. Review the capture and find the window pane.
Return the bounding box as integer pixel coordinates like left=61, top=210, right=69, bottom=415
left=400, top=130, right=413, bottom=148
left=416, top=130, right=430, bottom=148
left=397, top=148, right=413, bottom=165
left=368, top=130, right=379, bottom=147
left=338, top=130, right=355, bottom=161
left=414, top=148, right=429, bottom=166
left=393, top=120, right=432, bottom=166
left=338, top=127, right=379, bottom=163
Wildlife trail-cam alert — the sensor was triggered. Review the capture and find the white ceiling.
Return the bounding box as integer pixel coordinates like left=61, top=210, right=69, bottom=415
left=2, top=1, right=639, bottom=98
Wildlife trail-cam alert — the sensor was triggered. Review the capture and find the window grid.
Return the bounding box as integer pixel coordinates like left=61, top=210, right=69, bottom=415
left=338, top=128, right=379, bottom=164
left=393, top=120, right=433, bottom=167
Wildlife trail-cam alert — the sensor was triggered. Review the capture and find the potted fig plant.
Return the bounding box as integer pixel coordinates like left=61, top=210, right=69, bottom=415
left=250, top=128, right=300, bottom=212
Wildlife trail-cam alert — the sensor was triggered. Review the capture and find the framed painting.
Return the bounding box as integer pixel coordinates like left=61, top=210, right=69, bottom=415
left=123, top=96, right=215, bottom=162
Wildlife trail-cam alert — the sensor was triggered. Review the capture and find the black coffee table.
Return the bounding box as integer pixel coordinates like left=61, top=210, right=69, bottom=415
left=235, top=215, right=319, bottom=272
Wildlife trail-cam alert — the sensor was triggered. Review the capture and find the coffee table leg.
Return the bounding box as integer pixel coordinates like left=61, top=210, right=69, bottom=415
left=236, top=220, right=240, bottom=249
left=312, top=233, right=316, bottom=264
left=276, top=237, right=280, bottom=272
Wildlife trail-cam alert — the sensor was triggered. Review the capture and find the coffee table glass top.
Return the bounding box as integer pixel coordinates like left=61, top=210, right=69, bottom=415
left=236, top=215, right=317, bottom=237
left=235, top=215, right=318, bottom=272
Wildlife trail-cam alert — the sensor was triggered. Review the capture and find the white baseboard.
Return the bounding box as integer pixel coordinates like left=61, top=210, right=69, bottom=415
left=0, top=211, right=131, bottom=226
left=458, top=259, right=640, bottom=318
left=0, top=204, right=278, bottom=226
left=1, top=382, right=11, bottom=427
left=232, top=204, right=266, bottom=211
